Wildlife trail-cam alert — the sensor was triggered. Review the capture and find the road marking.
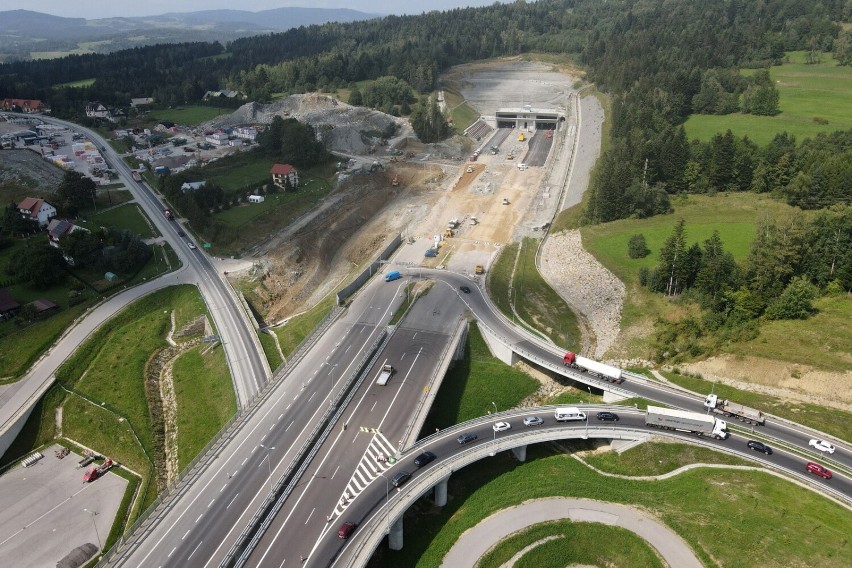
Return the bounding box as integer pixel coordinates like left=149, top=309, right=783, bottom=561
left=182, top=530, right=190, bottom=540
left=269, top=423, right=275, bottom=430
left=221, top=484, right=227, bottom=492
left=260, top=434, right=266, bottom=441
left=208, top=499, right=215, bottom=508
left=370, top=400, right=377, bottom=412
left=305, top=507, right=315, bottom=524
left=168, top=547, right=176, bottom=558
left=286, top=402, right=292, bottom=409
left=286, top=420, right=294, bottom=431
left=345, top=344, right=351, bottom=353
left=308, top=391, right=316, bottom=402
left=241, top=457, right=248, bottom=466
left=195, top=514, right=203, bottom=524
left=331, top=465, right=340, bottom=479
left=359, top=426, right=381, bottom=433
left=188, top=542, right=203, bottom=560
left=401, top=352, right=406, bottom=360
left=413, top=332, right=418, bottom=339
left=279, top=413, right=284, bottom=420
left=226, top=493, right=240, bottom=509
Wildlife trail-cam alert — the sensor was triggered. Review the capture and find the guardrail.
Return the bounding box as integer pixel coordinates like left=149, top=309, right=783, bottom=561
left=225, top=324, right=399, bottom=567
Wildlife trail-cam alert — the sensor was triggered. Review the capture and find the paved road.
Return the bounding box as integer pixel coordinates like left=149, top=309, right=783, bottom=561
left=441, top=497, right=702, bottom=568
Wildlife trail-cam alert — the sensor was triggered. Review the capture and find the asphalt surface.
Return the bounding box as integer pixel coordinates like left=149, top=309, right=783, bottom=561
left=442, top=498, right=703, bottom=568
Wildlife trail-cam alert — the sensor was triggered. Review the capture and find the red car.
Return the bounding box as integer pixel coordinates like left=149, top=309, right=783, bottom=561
left=338, top=521, right=357, bottom=539
left=806, top=462, right=832, bottom=479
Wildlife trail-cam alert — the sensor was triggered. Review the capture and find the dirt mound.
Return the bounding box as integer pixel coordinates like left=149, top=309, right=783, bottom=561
left=206, top=94, right=412, bottom=155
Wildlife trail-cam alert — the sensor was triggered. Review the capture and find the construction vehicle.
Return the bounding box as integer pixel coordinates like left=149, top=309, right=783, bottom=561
left=466, top=165, right=474, bottom=173
left=448, top=219, right=459, bottom=229
left=518, top=132, right=526, bottom=142
left=469, top=216, right=478, bottom=225
left=392, top=174, right=399, bottom=186
left=490, top=146, right=499, bottom=155
left=704, top=394, right=765, bottom=426
left=475, top=265, right=485, bottom=275
left=83, top=458, right=115, bottom=482
left=376, top=364, right=394, bottom=386
left=469, top=153, right=478, bottom=162
left=444, top=229, right=454, bottom=238
left=502, top=198, right=510, bottom=205
left=563, top=352, right=623, bottom=384
left=645, top=406, right=728, bottom=439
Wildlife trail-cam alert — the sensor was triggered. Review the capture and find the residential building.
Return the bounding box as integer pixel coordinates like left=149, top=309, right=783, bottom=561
left=85, top=102, right=110, bottom=119
left=203, top=90, right=245, bottom=101
left=181, top=181, right=207, bottom=191
left=233, top=127, right=258, bottom=141
left=2, top=98, right=48, bottom=113
left=206, top=132, right=229, bottom=146
left=271, top=164, right=299, bottom=190
left=248, top=195, right=265, bottom=203
left=17, top=197, right=57, bottom=227
left=130, top=97, right=154, bottom=107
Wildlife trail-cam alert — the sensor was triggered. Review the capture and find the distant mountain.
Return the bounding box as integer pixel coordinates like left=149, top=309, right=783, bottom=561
left=0, top=8, right=379, bottom=62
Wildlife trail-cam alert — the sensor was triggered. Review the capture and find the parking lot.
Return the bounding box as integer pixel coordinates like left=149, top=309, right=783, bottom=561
left=0, top=444, right=127, bottom=567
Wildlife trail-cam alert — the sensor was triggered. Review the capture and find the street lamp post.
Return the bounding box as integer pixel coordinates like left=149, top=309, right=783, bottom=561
left=376, top=472, right=391, bottom=536
left=83, top=508, right=102, bottom=551
left=587, top=385, right=592, bottom=403
left=491, top=401, right=497, bottom=414
left=259, top=444, right=276, bottom=491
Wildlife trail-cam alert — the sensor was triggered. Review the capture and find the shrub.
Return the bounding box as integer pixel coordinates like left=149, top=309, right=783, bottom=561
left=628, top=234, right=651, bottom=258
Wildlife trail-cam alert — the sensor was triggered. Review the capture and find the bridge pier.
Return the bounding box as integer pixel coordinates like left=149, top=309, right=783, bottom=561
left=388, top=516, right=404, bottom=550
left=434, top=475, right=451, bottom=506
left=511, top=444, right=527, bottom=462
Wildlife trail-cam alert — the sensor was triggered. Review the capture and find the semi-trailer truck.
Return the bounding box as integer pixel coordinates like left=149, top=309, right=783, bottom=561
left=563, top=352, right=623, bottom=384
left=645, top=406, right=728, bottom=439
left=704, top=394, right=765, bottom=426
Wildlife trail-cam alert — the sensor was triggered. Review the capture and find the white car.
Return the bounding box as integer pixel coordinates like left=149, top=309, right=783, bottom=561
left=187, top=242, right=197, bottom=250
left=809, top=439, right=836, bottom=454
left=492, top=421, right=511, bottom=433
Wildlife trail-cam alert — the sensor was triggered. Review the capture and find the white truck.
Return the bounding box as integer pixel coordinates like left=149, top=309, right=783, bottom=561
left=703, top=394, right=765, bottom=426
left=645, top=406, right=728, bottom=439
left=563, top=352, right=623, bottom=384
left=554, top=407, right=586, bottom=421
left=376, top=364, right=394, bottom=386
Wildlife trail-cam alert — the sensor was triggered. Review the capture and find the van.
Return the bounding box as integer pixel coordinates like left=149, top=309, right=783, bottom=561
left=554, top=407, right=586, bottom=422
left=385, top=270, right=401, bottom=282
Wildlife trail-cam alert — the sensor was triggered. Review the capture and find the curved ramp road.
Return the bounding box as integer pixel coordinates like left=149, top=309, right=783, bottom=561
left=441, top=498, right=702, bottom=568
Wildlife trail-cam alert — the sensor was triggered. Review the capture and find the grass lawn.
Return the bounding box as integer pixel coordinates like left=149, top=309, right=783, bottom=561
left=373, top=444, right=852, bottom=568
left=486, top=239, right=581, bottom=349
left=660, top=370, right=852, bottom=443
left=172, top=345, right=237, bottom=470
left=258, top=331, right=283, bottom=371
left=200, top=152, right=277, bottom=192
left=148, top=106, right=233, bottom=126
left=444, top=88, right=480, bottom=134
left=272, top=295, right=336, bottom=359
left=86, top=203, right=159, bottom=238
left=684, top=51, right=852, bottom=145
left=585, top=440, right=748, bottom=476
left=420, top=323, right=538, bottom=433
left=477, top=520, right=663, bottom=568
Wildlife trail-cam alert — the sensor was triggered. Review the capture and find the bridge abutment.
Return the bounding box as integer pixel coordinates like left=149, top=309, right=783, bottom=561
left=434, top=475, right=450, bottom=506
left=388, top=517, right=404, bottom=550
left=511, top=444, right=527, bottom=462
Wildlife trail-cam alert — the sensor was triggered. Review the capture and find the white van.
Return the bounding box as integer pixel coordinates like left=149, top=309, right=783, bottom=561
left=554, top=407, right=586, bottom=421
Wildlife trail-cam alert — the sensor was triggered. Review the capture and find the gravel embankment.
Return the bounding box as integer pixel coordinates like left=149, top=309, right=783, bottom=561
left=539, top=230, right=624, bottom=358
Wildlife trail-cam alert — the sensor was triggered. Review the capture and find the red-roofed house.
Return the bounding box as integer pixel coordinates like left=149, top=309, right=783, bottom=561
left=270, top=164, right=299, bottom=190
left=17, top=197, right=57, bottom=227
left=2, top=98, right=48, bottom=113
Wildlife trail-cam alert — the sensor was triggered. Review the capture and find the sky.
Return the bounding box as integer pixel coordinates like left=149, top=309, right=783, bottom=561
left=1, top=1, right=506, bottom=19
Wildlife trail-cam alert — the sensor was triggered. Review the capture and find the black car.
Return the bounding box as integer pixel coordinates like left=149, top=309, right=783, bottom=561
left=596, top=411, right=620, bottom=422
left=747, top=440, right=773, bottom=455
left=460, top=286, right=471, bottom=294
left=413, top=451, right=436, bottom=468
left=391, top=471, right=412, bottom=487
left=177, top=229, right=186, bottom=237
left=457, top=432, right=478, bottom=445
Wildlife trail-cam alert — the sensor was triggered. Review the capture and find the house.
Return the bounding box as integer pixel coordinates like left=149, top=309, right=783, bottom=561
left=17, top=197, right=57, bottom=227
left=271, top=164, right=299, bottom=190
left=233, top=127, right=258, bottom=141
left=248, top=195, right=265, bottom=203
left=2, top=98, right=48, bottom=113
left=206, top=132, right=229, bottom=146
left=181, top=181, right=207, bottom=191
left=85, top=102, right=110, bottom=119
left=228, top=139, right=243, bottom=147
left=47, top=219, right=87, bottom=247
left=0, top=289, right=19, bottom=319
left=28, top=299, right=59, bottom=318
left=130, top=97, right=154, bottom=107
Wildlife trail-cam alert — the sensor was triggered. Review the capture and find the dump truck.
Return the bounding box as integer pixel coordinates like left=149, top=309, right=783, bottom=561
left=703, top=394, right=765, bottom=426
left=83, top=458, right=115, bottom=482
left=518, top=132, right=526, bottom=142
left=475, top=265, right=485, bottom=275
left=645, top=406, right=728, bottom=439
left=376, top=364, right=394, bottom=386
left=563, top=352, right=623, bottom=384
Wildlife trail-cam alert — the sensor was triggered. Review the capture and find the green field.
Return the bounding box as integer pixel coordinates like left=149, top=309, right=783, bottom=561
left=149, top=106, right=233, bottom=126
left=373, top=444, right=852, bottom=568
left=420, top=323, right=538, bottom=433
left=257, top=331, right=283, bottom=371
left=272, top=296, right=336, bottom=358
left=86, top=203, right=159, bottom=238
left=584, top=439, right=748, bottom=476
left=199, top=153, right=277, bottom=191
left=684, top=51, right=852, bottom=145
left=477, top=520, right=663, bottom=568
left=443, top=88, right=480, bottom=134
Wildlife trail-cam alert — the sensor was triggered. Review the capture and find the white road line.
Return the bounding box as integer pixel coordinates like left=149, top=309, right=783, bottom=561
left=241, top=457, right=248, bottom=466
left=188, top=542, right=203, bottom=560
left=308, top=391, right=316, bottom=402
left=370, top=400, right=377, bottom=412
left=279, top=413, right=284, bottom=420
left=401, top=352, right=406, bottom=360
left=260, top=434, right=266, bottom=441
left=378, top=347, right=423, bottom=430
left=182, top=530, right=190, bottom=540
left=305, top=508, right=315, bottom=525
left=286, top=402, right=292, bottom=409
left=208, top=499, right=215, bottom=508
left=195, top=514, right=203, bottom=524
left=286, top=420, right=294, bottom=431
left=168, top=547, right=176, bottom=558
left=331, top=465, right=340, bottom=480
left=226, top=493, right=240, bottom=509
left=269, top=423, right=275, bottom=430
left=344, top=344, right=351, bottom=353
left=220, top=484, right=227, bottom=492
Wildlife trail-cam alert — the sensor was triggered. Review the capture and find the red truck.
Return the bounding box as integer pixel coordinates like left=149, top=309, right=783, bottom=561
left=83, top=458, right=114, bottom=482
